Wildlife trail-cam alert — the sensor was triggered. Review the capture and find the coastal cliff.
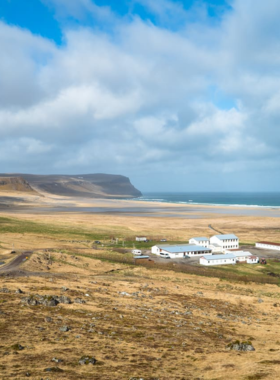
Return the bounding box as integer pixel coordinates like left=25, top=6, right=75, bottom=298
left=0, top=173, right=142, bottom=199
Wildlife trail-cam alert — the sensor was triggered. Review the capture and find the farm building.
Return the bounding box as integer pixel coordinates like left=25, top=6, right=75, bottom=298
left=226, top=251, right=253, bottom=262
left=136, top=236, right=147, bottom=242
left=134, top=256, right=153, bottom=265
left=255, top=242, right=280, bottom=251
left=151, top=244, right=212, bottom=259
left=247, top=256, right=259, bottom=264
left=210, top=234, right=239, bottom=250
left=189, top=237, right=210, bottom=248
left=200, top=254, right=236, bottom=266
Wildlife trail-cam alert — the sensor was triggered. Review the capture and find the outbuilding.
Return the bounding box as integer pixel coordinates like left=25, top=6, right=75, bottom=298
left=151, top=244, right=212, bottom=259
left=132, top=249, right=142, bottom=255
left=189, top=237, right=210, bottom=248
left=227, top=251, right=252, bottom=262
left=136, top=236, right=147, bottom=242
left=210, top=234, right=239, bottom=250
left=255, top=241, right=280, bottom=251
left=200, top=254, right=236, bottom=266
left=247, top=256, right=259, bottom=264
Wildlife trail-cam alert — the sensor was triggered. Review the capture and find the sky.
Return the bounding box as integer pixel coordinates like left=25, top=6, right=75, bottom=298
left=0, top=0, right=280, bottom=192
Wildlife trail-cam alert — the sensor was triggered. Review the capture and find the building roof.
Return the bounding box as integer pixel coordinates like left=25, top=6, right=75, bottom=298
left=257, top=241, right=280, bottom=247
left=202, top=254, right=236, bottom=260
left=212, top=234, right=238, bottom=240
left=156, top=244, right=212, bottom=253
left=232, top=252, right=252, bottom=257
left=190, top=237, right=209, bottom=241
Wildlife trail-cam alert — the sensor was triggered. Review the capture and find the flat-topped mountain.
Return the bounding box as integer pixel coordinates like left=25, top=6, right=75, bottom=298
left=0, top=173, right=142, bottom=198
left=0, top=177, right=38, bottom=194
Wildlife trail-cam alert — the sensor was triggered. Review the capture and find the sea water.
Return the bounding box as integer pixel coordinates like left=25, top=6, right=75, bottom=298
left=136, top=192, right=280, bottom=208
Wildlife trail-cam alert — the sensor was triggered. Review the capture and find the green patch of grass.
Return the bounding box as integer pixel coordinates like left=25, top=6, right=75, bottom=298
left=0, top=216, right=127, bottom=242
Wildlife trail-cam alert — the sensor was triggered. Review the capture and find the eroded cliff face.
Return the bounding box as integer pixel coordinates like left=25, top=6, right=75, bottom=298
left=0, top=174, right=142, bottom=198
left=0, top=177, right=37, bottom=193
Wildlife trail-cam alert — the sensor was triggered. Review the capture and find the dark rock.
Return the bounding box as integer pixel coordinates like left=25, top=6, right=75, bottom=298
left=21, top=296, right=38, bottom=306
left=15, top=289, right=24, bottom=294
left=11, top=344, right=24, bottom=351
left=79, top=356, right=96, bottom=365
left=52, top=357, right=63, bottom=363
left=44, top=367, right=64, bottom=373
left=25, top=372, right=31, bottom=377
left=45, top=317, right=52, bottom=323
left=226, top=340, right=255, bottom=352
left=59, top=326, right=70, bottom=332
left=0, top=288, right=10, bottom=293
left=61, top=287, right=69, bottom=291
left=41, top=296, right=59, bottom=307
left=74, top=298, right=86, bottom=304
left=258, top=299, right=263, bottom=303
left=57, top=295, right=71, bottom=304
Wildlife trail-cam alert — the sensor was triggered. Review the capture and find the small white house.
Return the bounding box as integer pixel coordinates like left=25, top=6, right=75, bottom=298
left=255, top=241, right=280, bottom=251
left=132, top=249, right=142, bottom=255
left=210, top=234, right=239, bottom=250
left=247, top=256, right=259, bottom=264
left=151, top=244, right=212, bottom=259
left=136, top=237, right=147, bottom=242
left=200, top=254, right=236, bottom=266
left=189, top=237, right=210, bottom=248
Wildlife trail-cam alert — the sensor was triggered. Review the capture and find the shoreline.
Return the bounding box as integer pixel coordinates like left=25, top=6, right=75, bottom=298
left=1, top=192, right=280, bottom=217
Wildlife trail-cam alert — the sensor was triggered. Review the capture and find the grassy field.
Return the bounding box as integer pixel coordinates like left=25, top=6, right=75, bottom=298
left=1, top=203, right=280, bottom=379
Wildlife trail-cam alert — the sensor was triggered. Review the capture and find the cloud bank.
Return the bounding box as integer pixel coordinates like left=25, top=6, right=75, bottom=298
left=0, top=0, right=280, bottom=191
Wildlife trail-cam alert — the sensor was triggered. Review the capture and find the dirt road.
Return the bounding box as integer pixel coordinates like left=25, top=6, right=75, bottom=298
left=0, top=251, right=33, bottom=275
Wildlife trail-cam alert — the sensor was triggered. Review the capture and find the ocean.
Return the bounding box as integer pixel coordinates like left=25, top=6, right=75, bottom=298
left=136, top=192, right=280, bottom=208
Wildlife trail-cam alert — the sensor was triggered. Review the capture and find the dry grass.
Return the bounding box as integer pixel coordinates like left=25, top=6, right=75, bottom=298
left=0, top=195, right=280, bottom=378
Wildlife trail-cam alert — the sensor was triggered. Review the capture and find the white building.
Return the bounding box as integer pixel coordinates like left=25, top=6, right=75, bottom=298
left=200, top=254, right=236, bottom=266
left=189, top=237, right=210, bottom=248
left=136, top=237, right=147, bottom=242
left=132, top=249, right=142, bottom=255
left=151, top=244, right=212, bottom=259
left=210, top=234, right=239, bottom=250
left=226, top=250, right=252, bottom=262
left=247, top=256, right=259, bottom=264
left=255, top=241, right=280, bottom=251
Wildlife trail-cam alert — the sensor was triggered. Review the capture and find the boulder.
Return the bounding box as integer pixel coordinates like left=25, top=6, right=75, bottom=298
left=44, top=367, right=64, bottom=373
left=21, top=296, right=38, bottom=306
left=226, top=340, right=255, bottom=351
left=41, top=296, right=59, bottom=307
left=74, top=298, right=86, bottom=304
left=59, top=326, right=70, bottom=332
left=0, top=288, right=10, bottom=293
left=79, top=356, right=96, bottom=365
left=57, top=295, right=71, bottom=304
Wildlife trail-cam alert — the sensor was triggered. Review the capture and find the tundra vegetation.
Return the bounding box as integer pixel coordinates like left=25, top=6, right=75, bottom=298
left=1, top=209, right=280, bottom=379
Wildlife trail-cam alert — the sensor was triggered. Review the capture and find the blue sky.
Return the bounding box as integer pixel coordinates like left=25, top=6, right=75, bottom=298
left=1, top=0, right=231, bottom=43
left=0, top=0, right=280, bottom=191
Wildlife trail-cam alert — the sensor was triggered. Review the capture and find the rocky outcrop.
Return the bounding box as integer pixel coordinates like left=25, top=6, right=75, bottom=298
left=0, top=177, right=37, bottom=193
left=0, top=173, right=142, bottom=198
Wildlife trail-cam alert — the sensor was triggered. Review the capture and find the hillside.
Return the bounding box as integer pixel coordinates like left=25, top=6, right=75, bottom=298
left=0, top=173, right=142, bottom=199
left=0, top=177, right=38, bottom=194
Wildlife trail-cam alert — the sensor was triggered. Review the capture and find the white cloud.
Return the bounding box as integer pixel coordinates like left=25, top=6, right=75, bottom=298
left=1, top=1, right=280, bottom=190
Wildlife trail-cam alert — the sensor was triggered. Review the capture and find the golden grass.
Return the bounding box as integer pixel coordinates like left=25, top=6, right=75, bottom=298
left=0, top=194, right=280, bottom=378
